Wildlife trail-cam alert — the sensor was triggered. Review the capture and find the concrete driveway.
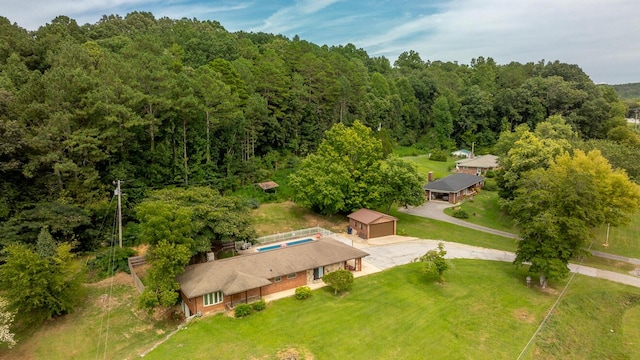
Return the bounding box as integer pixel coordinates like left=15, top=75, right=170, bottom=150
left=332, top=234, right=640, bottom=288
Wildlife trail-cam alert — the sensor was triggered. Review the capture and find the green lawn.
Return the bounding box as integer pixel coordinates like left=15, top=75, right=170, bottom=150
left=144, top=260, right=640, bottom=360
left=592, top=219, right=640, bottom=259
left=443, top=190, right=520, bottom=234
left=145, top=261, right=555, bottom=359
left=390, top=208, right=519, bottom=252
left=402, top=155, right=456, bottom=179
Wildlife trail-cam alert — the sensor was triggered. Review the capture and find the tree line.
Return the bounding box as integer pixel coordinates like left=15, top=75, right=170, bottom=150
left=0, top=12, right=633, bottom=252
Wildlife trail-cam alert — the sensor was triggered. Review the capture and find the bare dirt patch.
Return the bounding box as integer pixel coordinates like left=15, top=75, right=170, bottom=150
left=538, top=286, right=559, bottom=295
left=276, top=347, right=315, bottom=360
left=514, top=308, right=536, bottom=323
left=86, top=271, right=134, bottom=288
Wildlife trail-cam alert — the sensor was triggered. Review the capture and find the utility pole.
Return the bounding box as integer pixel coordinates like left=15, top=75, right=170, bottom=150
left=604, top=223, right=610, bottom=247
left=114, top=180, right=123, bottom=248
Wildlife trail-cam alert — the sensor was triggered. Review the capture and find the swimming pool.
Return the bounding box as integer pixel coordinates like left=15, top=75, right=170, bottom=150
left=256, top=237, right=314, bottom=252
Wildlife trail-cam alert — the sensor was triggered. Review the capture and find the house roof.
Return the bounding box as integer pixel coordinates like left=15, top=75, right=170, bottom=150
left=423, top=173, right=484, bottom=193
left=256, top=181, right=279, bottom=190
left=451, top=149, right=472, bottom=156
left=347, top=208, right=397, bottom=225
left=456, top=154, right=499, bottom=169
left=176, top=237, right=369, bottom=298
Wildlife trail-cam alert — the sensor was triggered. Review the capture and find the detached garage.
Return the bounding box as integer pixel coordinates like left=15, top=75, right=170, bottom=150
left=347, top=208, right=398, bottom=240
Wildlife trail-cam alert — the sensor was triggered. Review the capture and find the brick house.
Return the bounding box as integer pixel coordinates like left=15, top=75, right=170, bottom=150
left=455, top=154, right=499, bottom=175
left=347, top=208, right=398, bottom=240
left=424, top=173, right=484, bottom=204
left=176, top=237, right=368, bottom=316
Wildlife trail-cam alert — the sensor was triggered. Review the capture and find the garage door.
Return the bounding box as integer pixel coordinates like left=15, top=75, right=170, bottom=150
left=369, top=221, right=394, bottom=239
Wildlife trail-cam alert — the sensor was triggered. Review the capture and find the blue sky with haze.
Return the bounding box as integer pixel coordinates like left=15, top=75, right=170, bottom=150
left=2, top=0, right=639, bottom=84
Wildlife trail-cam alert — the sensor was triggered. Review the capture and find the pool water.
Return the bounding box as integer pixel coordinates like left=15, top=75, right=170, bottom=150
left=256, top=238, right=314, bottom=252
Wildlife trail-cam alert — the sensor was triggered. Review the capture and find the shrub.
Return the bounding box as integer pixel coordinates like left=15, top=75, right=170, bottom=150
left=245, top=198, right=260, bottom=209
left=234, top=304, right=253, bottom=318
left=251, top=299, right=266, bottom=311
left=485, top=170, right=496, bottom=178
left=295, top=286, right=312, bottom=300
left=88, top=246, right=137, bottom=280
left=453, top=209, right=469, bottom=219
left=483, top=178, right=498, bottom=191
left=429, top=150, right=448, bottom=162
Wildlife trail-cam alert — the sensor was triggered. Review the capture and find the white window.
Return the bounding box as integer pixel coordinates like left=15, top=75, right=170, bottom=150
left=274, top=276, right=282, bottom=282
left=203, top=291, right=223, bottom=306
left=287, top=273, right=297, bottom=279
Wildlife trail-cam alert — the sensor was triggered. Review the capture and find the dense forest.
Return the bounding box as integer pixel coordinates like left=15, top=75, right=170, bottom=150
left=0, top=12, right=636, bottom=254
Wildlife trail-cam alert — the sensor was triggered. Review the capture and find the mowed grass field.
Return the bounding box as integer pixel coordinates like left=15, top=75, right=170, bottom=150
left=144, top=261, right=640, bottom=360
left=402, top=154, right=456, bottom=179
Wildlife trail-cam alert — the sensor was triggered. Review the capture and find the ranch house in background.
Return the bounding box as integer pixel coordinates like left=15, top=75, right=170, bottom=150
left=347, top=208, right=398, bottom=240
left=176, top=237, right=368, bottom=316
left=424, top=173, right=484, bottom=204
left=455, top=154, right=499, bottom=175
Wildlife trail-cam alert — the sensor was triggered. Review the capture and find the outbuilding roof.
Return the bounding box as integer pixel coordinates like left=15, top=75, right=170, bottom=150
left=455, top=154, right=499, bottom=169
left=423, top=173, right=484, bottom=192
left=256, top=181, right=279, bottom=190
left=347, top=208, right=397, bottom=225
left=177, top=237, right=368, bottom=298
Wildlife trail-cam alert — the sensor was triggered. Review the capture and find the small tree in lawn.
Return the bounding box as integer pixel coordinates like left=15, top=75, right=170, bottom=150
left=415, top=243, right=449, bottom=284
left=323, top=269, right=354, bottom=295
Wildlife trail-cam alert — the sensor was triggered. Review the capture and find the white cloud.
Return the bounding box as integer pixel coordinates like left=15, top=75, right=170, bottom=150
left=362, top=0, right=640, bottom=83
left=251, top=0, right=341, bottom=34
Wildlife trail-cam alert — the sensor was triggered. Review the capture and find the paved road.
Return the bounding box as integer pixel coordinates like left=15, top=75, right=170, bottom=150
left=398, top=201, right=640, bottom=265
left=399, top=201, right=520, bottom=239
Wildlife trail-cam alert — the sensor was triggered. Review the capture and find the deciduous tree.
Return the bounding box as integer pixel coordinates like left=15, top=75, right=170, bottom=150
left=380, top=155, right=426, bottom=213
left=289, top=121, right=384, bottom=215
left=511, top=150, right=640, bottom=284
left=138, top=240, right=191, bottom=309
left=0, top=239, right=84, bottom=324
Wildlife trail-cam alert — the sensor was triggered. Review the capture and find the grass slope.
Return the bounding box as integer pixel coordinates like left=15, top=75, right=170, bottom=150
left=0, top=274, right=180, bottom=360
left=531, top=276, right=640, bottom=359
left=251, top=201, right=348, bottom=236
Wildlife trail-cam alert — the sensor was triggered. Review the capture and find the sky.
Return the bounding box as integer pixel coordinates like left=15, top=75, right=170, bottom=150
left=1, top=0, right=639, bottom=84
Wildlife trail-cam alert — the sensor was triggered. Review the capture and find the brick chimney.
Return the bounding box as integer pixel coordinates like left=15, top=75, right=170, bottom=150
left=428, top=171, right=434, bottom=183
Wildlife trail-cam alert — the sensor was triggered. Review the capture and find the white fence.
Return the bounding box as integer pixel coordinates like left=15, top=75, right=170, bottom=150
left=254, top=226, right=334, bottom=245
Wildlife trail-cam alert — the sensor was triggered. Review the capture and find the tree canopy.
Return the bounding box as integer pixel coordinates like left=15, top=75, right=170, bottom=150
left=0, top=233, right=84, bottom=324
left=289, top=121, right=424, bottom=214
left=510, top=150, right=640, bottom=282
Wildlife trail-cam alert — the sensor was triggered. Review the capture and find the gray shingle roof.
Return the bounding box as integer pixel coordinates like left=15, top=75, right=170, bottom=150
left=423, top=173, right=484, bottom=192
left=177, top=237, right=369, bottom=298
left=455, top=154, right=499, bottom=168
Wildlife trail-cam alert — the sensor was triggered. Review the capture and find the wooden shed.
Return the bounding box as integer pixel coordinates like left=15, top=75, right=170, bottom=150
left=347, top=208, right=397, bottom=239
